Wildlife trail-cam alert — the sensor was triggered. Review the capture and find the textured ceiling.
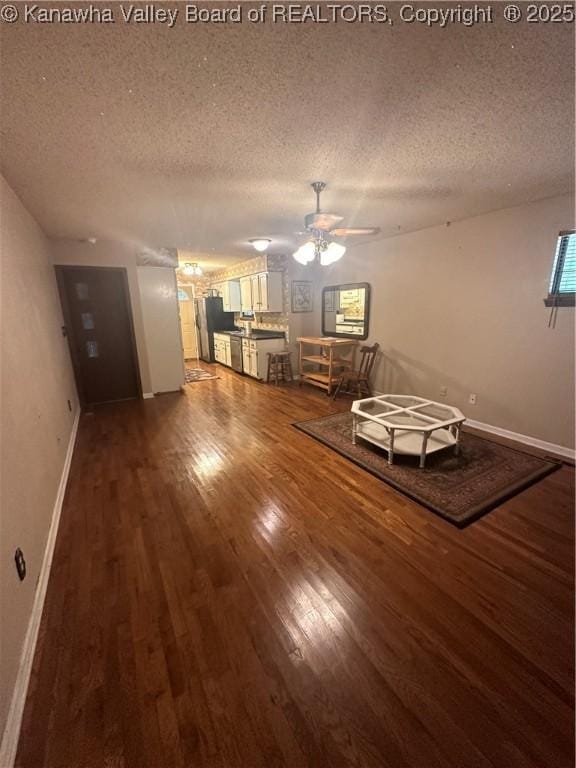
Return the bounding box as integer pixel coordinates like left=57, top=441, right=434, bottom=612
left=1, top=4, right=574, bottom=264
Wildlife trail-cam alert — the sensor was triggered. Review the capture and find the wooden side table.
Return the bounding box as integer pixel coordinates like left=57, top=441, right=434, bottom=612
left=297, top=336, right=358, bottom=396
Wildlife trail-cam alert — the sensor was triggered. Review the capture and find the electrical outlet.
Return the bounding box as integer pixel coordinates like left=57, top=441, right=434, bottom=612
left=15, top=548, right=26, bottom=581
left=469, top=393, right=477, bottom=405
left=439, top=386, right=447, bottom=397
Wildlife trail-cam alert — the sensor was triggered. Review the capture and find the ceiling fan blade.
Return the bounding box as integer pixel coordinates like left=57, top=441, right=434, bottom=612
left=305, top=212, right=344, bottom=232
left=331, top=227, right=381, bottom=237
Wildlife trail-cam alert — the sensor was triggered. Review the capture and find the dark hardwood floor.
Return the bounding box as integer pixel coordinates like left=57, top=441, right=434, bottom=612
left=16, top=364, right=574, bottom=768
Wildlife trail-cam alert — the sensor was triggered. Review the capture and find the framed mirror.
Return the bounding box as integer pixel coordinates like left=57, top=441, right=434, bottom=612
left=322, top=283, right=371, bottom=340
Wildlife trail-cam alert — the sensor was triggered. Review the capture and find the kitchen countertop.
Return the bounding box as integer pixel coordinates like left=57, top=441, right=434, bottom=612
left=214, top=329, right=286, bottom=341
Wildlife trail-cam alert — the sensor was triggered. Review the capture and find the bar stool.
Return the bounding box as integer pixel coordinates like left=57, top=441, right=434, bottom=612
left=266, top=351, right=294, bottom=385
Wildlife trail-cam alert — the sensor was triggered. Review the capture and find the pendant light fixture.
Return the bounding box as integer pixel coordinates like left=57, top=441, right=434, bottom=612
left=249, top=238, right=272, bottom=252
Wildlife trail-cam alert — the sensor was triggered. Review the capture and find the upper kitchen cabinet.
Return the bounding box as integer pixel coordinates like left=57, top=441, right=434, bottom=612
left=212, top=280, right=241, bottom=312
left=240, top=276, right=252, bottom=311
left=240, top=272, right=283, bottom=313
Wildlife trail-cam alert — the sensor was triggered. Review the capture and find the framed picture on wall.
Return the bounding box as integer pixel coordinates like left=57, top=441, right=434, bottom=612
left=291, top=281, right=313, bottom=313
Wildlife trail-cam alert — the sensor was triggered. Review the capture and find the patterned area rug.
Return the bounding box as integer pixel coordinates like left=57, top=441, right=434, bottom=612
left=185, top=368, right=219, bottom=383
left=294, top=412, right=560, bottom=527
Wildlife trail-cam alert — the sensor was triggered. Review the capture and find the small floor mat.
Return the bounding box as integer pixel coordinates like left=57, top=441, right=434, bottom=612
left=185, top=368, right=219, bottom=383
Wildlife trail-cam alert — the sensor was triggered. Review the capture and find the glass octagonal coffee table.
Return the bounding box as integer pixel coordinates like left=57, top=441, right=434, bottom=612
left=351, top=395, right=466, bottom=468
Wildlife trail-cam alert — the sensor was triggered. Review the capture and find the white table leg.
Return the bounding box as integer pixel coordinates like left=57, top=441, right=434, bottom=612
left=419, top=432, right=429, bottom=468
left=388, top=429, right=395, bottom=465
left=352, top=413, right=358, bottom=445
left=454, top=423, right=462, bottom=456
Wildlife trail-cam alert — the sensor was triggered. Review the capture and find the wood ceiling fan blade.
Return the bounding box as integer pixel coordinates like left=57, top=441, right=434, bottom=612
left=331, top=227, right=381, bottom=237
left=304, top=212, right=344, bottom=232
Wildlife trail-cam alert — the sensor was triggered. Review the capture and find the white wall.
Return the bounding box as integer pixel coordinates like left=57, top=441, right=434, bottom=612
left=137, top=267, right=185, bottom=393
left=318, top=194, right=575, bottom=450
left=0, top=177, right=79, bottom=747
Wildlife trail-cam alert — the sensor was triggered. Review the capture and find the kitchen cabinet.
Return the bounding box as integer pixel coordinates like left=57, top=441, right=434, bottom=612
left=213, top=333, right=231, bottom=366
left=213, top=336, right=224, bottom=364
left=242, top=337, right=285, bottom=380
left=250, top=275, right=260, bottom=310
left=239, top=272, right=283, bottom=313
left=242, top=339, right=258, bottom=378
left=223, top=281, right=241, bottom=312
left=211, top=280, right=241, bottom=312
left=240, top=277, right=252, bottom=311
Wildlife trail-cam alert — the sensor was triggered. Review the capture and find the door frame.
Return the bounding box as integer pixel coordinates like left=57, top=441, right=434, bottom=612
left=177, top=282, right=199, bottom=362
left=55, top=265, right=143, bottom=407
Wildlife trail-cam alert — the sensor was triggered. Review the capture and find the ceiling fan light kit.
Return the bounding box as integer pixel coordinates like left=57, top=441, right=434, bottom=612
left=182, top=262, right=203, bottom=276
left=293, top=241, right=316, bottom=265
left=292, top=181, right=379, bottom=267
left=320, top=241, right=346, bottom=266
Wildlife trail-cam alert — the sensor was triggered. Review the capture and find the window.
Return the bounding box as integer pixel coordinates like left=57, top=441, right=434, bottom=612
left=75, top=282, right=89, bottom=300
left=545, top=230, right=576, bottom=307
left=81, top=312, right=95, bottom=330
left=86, top=341, right=99, bottom=358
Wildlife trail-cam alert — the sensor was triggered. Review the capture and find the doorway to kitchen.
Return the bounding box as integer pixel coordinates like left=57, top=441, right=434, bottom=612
left=178, top=285, right=199, bottom=362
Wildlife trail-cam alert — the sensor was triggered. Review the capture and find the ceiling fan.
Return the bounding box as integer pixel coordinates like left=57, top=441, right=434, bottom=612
left=293, top=181, right=380, bottom=266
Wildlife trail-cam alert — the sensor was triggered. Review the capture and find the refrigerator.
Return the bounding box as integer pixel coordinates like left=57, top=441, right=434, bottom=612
left=195, top=297, right=236, bottom=363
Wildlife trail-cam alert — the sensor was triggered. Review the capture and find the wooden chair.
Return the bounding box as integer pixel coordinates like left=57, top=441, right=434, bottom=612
left=332, top=343, right=379, bottom=399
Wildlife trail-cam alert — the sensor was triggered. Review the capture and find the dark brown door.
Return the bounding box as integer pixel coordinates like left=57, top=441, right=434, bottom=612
left=56, top=266, right=141, bottom=406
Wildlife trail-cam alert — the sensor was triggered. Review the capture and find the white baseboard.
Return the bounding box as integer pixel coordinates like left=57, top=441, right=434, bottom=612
left=0, top=408, right=80, bottom=768
left=370, top=391, right=574, bottom=461
left=464, top=418, right=575, bottom=461
left=142, top=392, right=155, bottom=399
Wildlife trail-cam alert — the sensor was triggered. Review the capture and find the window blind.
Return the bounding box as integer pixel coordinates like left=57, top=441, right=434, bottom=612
left=545, top=230, right=575, bottom=307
